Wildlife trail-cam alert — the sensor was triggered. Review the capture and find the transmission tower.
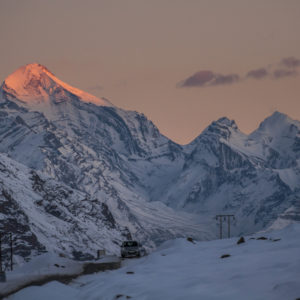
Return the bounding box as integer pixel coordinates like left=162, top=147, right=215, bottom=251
left=216, top=215, right=235, bottom=239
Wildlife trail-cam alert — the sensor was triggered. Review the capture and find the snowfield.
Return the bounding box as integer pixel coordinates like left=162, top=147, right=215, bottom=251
left=6, top=223, right=300, bottom=300
left=0, top=254, right=120, bottom=298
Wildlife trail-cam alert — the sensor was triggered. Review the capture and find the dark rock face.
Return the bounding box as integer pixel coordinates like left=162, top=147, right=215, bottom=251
left=0, top=189, right=46, bottom=263
left=100, top=202, right=116, bottom=229
left=0, top=154, right=131, bottom=262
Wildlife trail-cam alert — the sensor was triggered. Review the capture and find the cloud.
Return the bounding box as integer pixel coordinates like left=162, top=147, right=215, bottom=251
left=179, top=71, right=214, bottom=87
left=273, top=69, right=298, bottom=79
left=178, top=56, right=300, bottom=88
left=280, top=57, right=300, bottom=69
left=179, top=70, right=239, bottom=88
left=246, top=68, right=268, bottom=79
left=212, top=74, right=240, bottom=85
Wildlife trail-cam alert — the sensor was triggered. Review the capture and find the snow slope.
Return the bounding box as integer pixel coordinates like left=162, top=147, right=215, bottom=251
left=0, top=153, right=126, bottom=263
left=159, top=115, right=300, bottom=235
left=0, top=253, right=120, bottom=297
left=7, top=223, right=300, bottom=300
left=0, top=151, right=209, bottom=265
left=0, top=63, right=299, bottom=263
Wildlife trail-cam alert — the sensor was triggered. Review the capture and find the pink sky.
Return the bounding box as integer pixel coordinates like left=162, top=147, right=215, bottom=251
left=1, top=0, right=300, bottom=144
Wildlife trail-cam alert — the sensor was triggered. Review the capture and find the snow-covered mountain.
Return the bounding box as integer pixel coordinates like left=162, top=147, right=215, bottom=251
left=0, top=152, right=129, bottom=264
left=0, top=63, right=299, bottom=262
left=0, top=150, right=208, bottom=265
left=160, top=115, right=300, bottom=235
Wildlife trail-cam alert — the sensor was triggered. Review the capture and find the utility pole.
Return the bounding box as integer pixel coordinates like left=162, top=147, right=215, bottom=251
left=227, top=215, right=235, bottom=238
left=10, top=233, right=13, bottom=271
left=0, top=232, right=2, bottom=273
left=216, top=215, right=235, bottom=239
left=216, top=215, right=223, bottom=239
left=0, top=232, right=6, bottom=283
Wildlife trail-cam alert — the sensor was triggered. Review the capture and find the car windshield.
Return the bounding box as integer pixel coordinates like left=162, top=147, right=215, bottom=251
left=123, top=241, right=138, bottom=247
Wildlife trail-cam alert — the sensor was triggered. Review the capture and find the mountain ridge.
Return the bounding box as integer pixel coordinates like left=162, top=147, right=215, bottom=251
left=0, top=63, right=299, bottom=263
left=2, top=63, right=298, bottom=145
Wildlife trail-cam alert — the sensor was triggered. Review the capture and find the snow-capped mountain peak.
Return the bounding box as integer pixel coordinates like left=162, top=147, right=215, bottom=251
left=215, top=116, right=238, bottom=128
left=1, top=63, right=112, bottom=107
left=195, top=116, right=239, bottom=142
left=249, top=111, right=300, bottom=165
left=252, top=111, right=299, bottom=137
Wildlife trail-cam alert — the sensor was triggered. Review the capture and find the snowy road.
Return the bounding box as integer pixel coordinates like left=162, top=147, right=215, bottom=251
left=6, top=224, right=300, bottom=300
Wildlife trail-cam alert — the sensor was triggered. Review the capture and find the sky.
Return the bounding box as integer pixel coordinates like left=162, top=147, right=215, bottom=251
left=1, top=0, right=300, bottom=144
